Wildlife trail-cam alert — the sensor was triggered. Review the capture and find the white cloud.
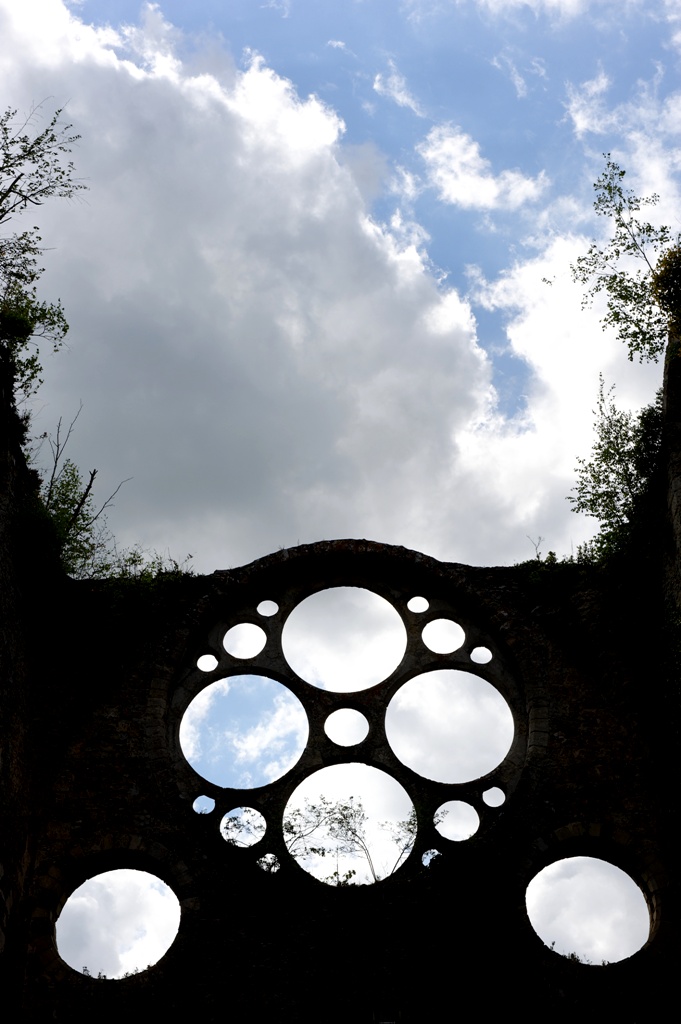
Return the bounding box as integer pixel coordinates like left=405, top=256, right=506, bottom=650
left=0, top=0, right=507, bottom=571
left=564, top=70, right=615, bottom=137
left=526, top=857, right=650, bottom=962
left=373, top=59, right=425, bottom=116
left=491, top=53, right=528, bottom=98
left=56, top=870, right=180, bottom=978
left=418, top=124, right=548, bottom=209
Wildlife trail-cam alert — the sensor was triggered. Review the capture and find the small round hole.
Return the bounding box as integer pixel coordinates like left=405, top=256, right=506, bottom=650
left=422, top=849, right=441, bottom=866
left=422, top=619, right=465, bottom=654
left=482, top=787, right=505, bottom=807
left=221, top=807, right=267, bottom=847
left=223, top=623, right=267, bottom=659
left=257, top=600, right=279, bottom=616
left=407, top=596, right=429, bottom=613
left=470, top=646, right=493, bottom=664
left=197, top=654, right=218, bottom=672
left=193, top=795, right=215, bottom=814
left=257, top=853, right=280, bottom=873
left=324, top=709, right=369, bottom=746
left=435, top=801, right=479, bottom=841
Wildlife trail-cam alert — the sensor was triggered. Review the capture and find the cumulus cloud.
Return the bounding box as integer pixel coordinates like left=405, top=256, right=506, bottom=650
left=373, top=59, right=425, bottom=116
left=0, top=0, right=502, bottom=571
left=418, top=123, right=548, bottom=209
left=56, top=869, right=180, bottom=978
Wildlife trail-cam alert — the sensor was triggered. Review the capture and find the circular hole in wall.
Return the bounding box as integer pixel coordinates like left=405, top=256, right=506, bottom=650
left=422, top=619, right=465, bottom=654
left=422, top=849, right=441, bottom=867
left=197, top=654, right=218, bottom=672
left=56, top=869, right=181, bottom=979
left=385, top=670, right=514, bottom=783
left=324, top=708, right=370, bottom=746
left=282, top=587, right=406, bottom=691
left=470, top=646, right=493, bottom=665
left=435, top=801, right=480, bottom=841
left=257, top=853, right=280, bottom=873
left=223, top=623, right=267, bottom=659
left=179, top=675, right=308, bottom=788
left=526, top=857, right=650, bottom=964
left=257, top=600, right=279, bottom=616
left=192, top=795, right=215, bottom=814
left=482, top=787, right=505, bottom=807
left=407, top=596, right=429, bottom=613
left=221, top=807, right=267, bottom=847
left=283, top=764, right=415, bottom=885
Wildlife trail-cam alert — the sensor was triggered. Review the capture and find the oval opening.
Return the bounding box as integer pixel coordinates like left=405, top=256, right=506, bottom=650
left=56, top=869, right=181, bottom=979
left=526, top=856, right=650, bottom=964
left=257, top=600, right=279, bottom=617
left=422, top=619, right=465, bottom=654
left=324, top=708, right=370, bottom=746
left=197, top=654, right=218, bottom=672
left=223, top=623, right=267, bottom=659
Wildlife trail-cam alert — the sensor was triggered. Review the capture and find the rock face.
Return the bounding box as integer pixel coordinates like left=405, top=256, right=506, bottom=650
left=1, top=364, right=677, bottom=1021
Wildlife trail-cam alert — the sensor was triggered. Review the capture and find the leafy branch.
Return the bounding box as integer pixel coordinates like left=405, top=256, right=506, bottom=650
left=570, top=155, right=681, bottom=362
left=0, top=102, right=87, bottom=396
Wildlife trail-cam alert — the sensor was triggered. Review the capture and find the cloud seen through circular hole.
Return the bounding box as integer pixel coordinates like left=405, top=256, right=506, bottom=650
left=282, top=587, right=406, bottom=691
left=526, top=857, right=650, bottom=964
left=180, top=675, right=308, bottom=787
left=56, top=869, right=180, bottom=979
left=385, top=669, right=514, bottom=783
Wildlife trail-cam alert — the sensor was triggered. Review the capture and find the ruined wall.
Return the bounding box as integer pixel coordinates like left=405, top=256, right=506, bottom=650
left=1, top=364, right=677, bottom=1021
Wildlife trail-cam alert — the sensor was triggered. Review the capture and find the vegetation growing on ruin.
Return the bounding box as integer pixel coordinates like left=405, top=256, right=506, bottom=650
left=567, top=157, right=681, bottom=563
left=1, top=103, right=190, bottom=580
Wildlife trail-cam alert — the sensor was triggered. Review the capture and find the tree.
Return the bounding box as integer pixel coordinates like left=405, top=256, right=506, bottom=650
left=0, top=102, right=86, bottom=397
left=570, top=155, right=681, bottom=363
left=34, top=405, right=193, bottom=579
left=568, top=377, right=662, bottom=560
left=0, top=104, right=190, bottom=579
left=568, top=156, right=681, bottom=560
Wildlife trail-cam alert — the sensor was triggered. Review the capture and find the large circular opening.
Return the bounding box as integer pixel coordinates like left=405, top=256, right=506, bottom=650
left=283, top=764, right=415, bottom=885
left=179, top=675, right=308, bottom=787
left=282, top=587, right=406, bottom=691
left=385, top=669, right=514, bottom=783
left=56, top=869, right=181, bottom=979
left=526, top=856, right=650, bottom=964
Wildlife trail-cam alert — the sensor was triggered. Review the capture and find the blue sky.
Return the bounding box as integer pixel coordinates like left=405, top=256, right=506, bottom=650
left=3, top=0, right=676, bottom=569
left=4, top=0, right=673, bottom=980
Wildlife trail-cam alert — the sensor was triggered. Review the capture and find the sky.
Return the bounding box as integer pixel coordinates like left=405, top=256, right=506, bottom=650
left=4, top=0, right=671, bottom=980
